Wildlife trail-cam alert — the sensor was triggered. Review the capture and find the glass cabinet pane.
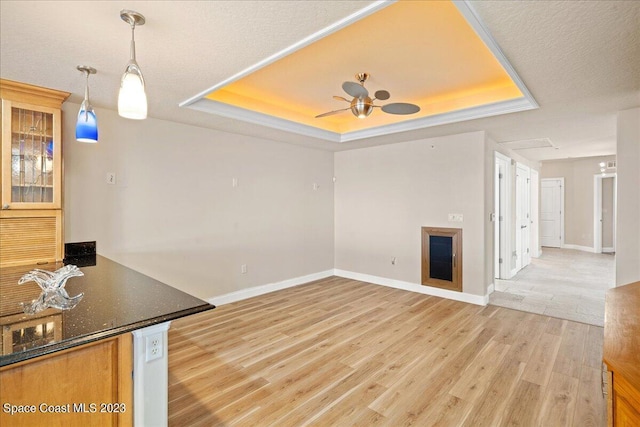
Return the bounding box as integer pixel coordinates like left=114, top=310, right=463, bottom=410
left=10, top=107, right=55, bottom=203
left=429, top=235, right=453, bottom=281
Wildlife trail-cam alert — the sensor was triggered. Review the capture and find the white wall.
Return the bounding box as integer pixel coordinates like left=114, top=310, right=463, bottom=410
left=616, top=107, right=640, bottom=286
left=63, top=103, right=335, bottom=300
left=334, top=131, right=488, bottom=297
left=541, top=155, right=617, bottom=249
left=65, top=101, right=630, bottom=303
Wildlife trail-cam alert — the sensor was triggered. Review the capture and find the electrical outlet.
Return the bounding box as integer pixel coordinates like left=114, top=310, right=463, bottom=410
left=145, top=333, right=163, bottom=362
left=448, top=213, right=463, bottom=222
left=232, top=178, right=238, bottom=188
left=313, top=183, right=319, bottom=191
left=241, top=264, right=247, bottom=274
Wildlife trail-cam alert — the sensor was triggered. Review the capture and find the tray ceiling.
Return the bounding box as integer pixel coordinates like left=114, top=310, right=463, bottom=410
left=182, top=0, right=537, bottom=143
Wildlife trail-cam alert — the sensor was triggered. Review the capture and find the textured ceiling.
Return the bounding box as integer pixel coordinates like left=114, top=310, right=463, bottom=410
left=1, top=1, right=638, bottom=160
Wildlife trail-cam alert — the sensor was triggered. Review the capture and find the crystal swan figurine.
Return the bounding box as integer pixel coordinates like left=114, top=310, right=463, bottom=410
left=18, top=265, right=85, bottom=314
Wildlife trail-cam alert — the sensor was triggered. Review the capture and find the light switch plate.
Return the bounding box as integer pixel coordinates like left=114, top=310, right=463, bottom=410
left=448, top=213, right=463, bottom=222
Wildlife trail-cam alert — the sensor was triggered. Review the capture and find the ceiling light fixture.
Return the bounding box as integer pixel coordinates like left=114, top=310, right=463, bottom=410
left=316, top=73, right=420, bottom=120
left=118, top=9, right=147, bottom=120
left=351, top=97, right=374, bottom=119
left=76, top=65, right=98, bottom=143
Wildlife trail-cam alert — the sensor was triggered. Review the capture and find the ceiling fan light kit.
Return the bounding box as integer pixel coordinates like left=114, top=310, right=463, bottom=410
left=316, top=72, right=420, bottom=120
left=351, top=97, right=374, bottom=119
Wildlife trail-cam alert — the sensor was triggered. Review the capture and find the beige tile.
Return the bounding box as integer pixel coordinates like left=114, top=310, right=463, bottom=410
left=490, top=248, right=612, bottom=327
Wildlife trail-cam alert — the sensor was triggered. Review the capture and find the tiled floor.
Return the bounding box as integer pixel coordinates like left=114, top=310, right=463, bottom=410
left=489, top=247, right=615, bottom=326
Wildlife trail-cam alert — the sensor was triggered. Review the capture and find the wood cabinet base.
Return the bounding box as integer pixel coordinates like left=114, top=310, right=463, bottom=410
left=613, top=373, right=640, bottom=426
left=0, top=334, right=133, bottom=426
left=0, top=209, right=63, bottom=267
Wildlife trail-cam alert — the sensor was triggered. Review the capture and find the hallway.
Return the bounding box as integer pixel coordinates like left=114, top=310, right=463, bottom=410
left=489, top=248, right=615, bottom=326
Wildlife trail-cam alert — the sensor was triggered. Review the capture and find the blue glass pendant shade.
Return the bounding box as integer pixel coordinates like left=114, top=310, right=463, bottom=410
left=76, top=101, right=98, bottom=143
left=76, top=66, right=98, bottom=143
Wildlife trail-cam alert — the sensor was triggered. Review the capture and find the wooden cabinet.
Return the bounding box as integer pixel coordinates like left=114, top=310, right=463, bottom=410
left=0, top=80, right=69, bottom=267
left=0, top=333, right=133, bottom=426
left=603, top=281, right=640, bottom=426
left=612, top=373, right=640, bottom=426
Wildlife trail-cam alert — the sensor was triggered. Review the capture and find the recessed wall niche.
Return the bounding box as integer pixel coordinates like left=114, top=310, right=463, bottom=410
left=421, top=227, right=462, bottom=292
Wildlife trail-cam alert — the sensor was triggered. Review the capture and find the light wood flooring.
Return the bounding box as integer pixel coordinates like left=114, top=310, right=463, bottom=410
left=168, top=277, right=606, bottom=426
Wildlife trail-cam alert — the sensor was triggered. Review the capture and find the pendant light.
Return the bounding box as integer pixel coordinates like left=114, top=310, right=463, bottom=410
left=118, top=10, right=147, bottom=120
left=76, top=65, right=98, bottom=143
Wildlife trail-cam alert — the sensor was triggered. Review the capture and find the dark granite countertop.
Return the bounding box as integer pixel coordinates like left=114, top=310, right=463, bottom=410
left=0, top=255, right=215, bottom=366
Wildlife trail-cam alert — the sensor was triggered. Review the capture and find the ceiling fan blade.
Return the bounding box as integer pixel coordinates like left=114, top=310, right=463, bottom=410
left=374, top=90, right=390, bottom=101
left=315, top=108, right=350, bottom=118
left=333, top=96, right=350, bottom=103
left=342, top=81, right=368, bottom=98
left=381, top=102, right=421, bottom=115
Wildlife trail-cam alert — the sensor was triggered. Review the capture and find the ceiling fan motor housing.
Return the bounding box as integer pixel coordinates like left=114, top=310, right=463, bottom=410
left=351, top=96, right=374, bottom=118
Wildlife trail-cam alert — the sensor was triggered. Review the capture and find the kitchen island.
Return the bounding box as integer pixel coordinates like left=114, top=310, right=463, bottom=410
left=0, top=255, right=215, bottom=426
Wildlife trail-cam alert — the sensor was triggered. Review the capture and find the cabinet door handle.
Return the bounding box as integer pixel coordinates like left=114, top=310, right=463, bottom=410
left=1, top=204, right=9, bottom=210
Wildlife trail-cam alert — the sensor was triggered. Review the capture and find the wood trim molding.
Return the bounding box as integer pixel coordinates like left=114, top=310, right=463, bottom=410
left=0, top=79, right=70, bottom=109
left=421, top=226, right=463, bottom=292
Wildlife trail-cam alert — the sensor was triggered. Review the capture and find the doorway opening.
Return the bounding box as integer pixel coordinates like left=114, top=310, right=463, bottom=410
left=594, top=173, right=616, bottom=254
left=491, top=163, right=616, bottom=327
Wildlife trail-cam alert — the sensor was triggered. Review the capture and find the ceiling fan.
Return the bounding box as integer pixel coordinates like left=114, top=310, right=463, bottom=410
left=315, top=73, right=420, bottom=119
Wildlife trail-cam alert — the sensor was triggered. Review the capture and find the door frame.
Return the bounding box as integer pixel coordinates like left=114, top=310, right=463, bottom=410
left=540, top=177, right=565, bottom=249
left=594, top=173, right=616, bottom=254
left=515, top=163, right=531, bottom=273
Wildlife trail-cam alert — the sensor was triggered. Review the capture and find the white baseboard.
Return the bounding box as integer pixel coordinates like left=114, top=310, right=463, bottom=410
left=334, top=269, right=488, bottom=306
left=602, top=247, right=615, bottom=253
left=208, top=270, right=334, bottom=306
left=208, top=268, right=490, bottom=308
left=487, top=282, right=495, bottom=294
left=562, top=244, right=596, bottom=253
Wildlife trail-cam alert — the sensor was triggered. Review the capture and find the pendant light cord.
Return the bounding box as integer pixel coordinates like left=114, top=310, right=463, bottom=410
left=83, top=71, right=90, bottom=121
left=130, top=23, right=137, bottom=62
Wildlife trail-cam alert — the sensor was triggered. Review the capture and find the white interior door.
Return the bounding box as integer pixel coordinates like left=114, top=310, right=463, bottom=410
left=540, top=178, right=563, bottom=248
left=530, top=169, right=540, bottom=258
left=494, top=152, right=511, bottom=279
left=601, top=177, right=615, bottom=252
left=515, top=163, right=531, bottom=271
left=594, top=173, right=616, bottom=253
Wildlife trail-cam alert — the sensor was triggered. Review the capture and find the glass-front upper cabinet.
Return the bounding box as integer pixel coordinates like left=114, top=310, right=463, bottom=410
left=1, top=80, right=69, bottom=210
